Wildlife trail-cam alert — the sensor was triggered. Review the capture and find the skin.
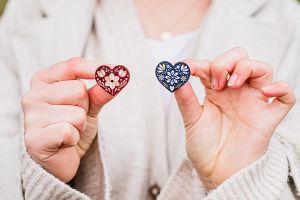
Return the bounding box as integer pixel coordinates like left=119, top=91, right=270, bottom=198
left=23, top=49, right=296, bottom=187
left=23, top=0, right=295, bottom=190
left=23, top=58, right=114, bottom=182
left=174, top=48, right=296, bottom=189
left=134, top=1, right=295, bottom=189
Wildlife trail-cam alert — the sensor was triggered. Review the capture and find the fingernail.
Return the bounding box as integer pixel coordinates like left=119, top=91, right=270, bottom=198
left=261, top=85, right=275, bottom=92
left=227, top=74, right=238, bottom=87
left=211, top=77, right=218, bottom=90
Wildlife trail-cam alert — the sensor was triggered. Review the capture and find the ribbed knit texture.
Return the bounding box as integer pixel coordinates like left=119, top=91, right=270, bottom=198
left=22, top=151, right=89, bottom=200
left=13, top=0, right=300, bottom=198
left=21, top=131, right=300, bottom=200
left=158, top=136, right=298, bottom=200
left=21, top=135, right=299, bottom=200
left=204, top=136, right=289, bottom=199
left=158, top=159, right=207, bottom=200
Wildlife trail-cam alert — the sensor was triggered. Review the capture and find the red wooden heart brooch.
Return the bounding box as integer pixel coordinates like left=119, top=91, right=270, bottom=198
left=95, top=65, right=130, bottom=96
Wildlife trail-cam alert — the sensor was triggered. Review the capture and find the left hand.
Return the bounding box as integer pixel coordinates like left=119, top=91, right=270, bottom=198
left=174, top=47, right=296, bottom=189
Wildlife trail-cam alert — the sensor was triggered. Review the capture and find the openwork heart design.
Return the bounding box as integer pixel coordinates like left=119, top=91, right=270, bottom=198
left=95, top=65, right=130, bottom=96
left=155, top=61, right=190, bottom=92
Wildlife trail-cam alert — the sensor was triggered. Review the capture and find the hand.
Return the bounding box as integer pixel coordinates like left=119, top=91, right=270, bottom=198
left=174, top=48, right=296, bottom=189
left=22, top=58, right=116, bottom=182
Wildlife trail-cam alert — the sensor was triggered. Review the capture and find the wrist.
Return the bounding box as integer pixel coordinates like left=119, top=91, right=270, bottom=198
left=195, top=170, right=226, bottom=190
left=195, top=151, right=268, bottom=190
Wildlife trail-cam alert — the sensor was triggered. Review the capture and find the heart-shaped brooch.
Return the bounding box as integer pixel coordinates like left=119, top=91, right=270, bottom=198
left=155, top=61, right=191, bottom=92
left=95, top=65, right=130, bottom=96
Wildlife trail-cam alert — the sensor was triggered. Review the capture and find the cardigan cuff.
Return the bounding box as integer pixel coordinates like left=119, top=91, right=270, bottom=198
left=204, top=135, right=289, bottom=199
left=158, top=158, right=207, bottom=199
left=22, top=150, right=90, bottom=200
left=159, top=135, right=293, bottom=200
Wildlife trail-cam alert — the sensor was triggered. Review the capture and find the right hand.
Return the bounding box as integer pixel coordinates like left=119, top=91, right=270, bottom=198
left=22, top=58, right=116, bottom=182
left=175, top=48, right=296, bottom=189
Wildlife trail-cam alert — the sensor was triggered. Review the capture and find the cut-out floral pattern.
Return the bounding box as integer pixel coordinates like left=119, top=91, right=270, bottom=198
left=166, top=70, right=180, bottom=85
left=155, top=61, right=190, bottom=92
left=105, top=73, right=120, bottom=90
left=95, top=65, right=130, bottom=96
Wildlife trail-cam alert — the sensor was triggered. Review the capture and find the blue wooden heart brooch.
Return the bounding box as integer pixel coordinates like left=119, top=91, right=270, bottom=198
left=155, top=61, right=191, bottom=92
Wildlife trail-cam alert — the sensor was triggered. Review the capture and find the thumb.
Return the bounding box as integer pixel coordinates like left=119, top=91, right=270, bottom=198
left=174, top=83, right=202, bottom=130
left=87, top=84, right=114, bottom=117
left=261, top=81, right=296, bottom=122
left=87, top=64, right=130, bottom=118
left=174, top=59, right=210, bottom=130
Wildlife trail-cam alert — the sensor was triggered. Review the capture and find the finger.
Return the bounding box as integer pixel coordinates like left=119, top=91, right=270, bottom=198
left=261, top=81, right=296, bottom=121
left=33, top=80, right=89, bottom=112
left=211, top=47, right=248, bottom=90
left=25, top=105, right=87, bottom=132
left=87, top=84, right=114, bottom=117
left=227, top=59, right=273, bottom=89
left=174, top=82, right=202, bottom=130
left=25, top=123, right=80, bottom=153
left=34, top=57, right=99, bottom=83
left=183, top=59, right=211, bottom=88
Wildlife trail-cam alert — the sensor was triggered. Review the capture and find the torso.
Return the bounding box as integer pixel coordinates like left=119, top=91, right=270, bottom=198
left=3, top=0, right=300, bottom=199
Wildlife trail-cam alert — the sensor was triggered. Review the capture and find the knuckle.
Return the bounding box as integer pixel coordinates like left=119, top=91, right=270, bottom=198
left=279, top=81, right=289, bottom=89
left=232, top=47, right=248, bottom=57
left=235, top=59, right=249, bottom=69
left=287, top=90, right=296, bottom=106
left=63, top=130, right=78, bottom=145
left=237, top=58, right=248, bottom=65
left=63, top=132, right=74, bottom=144
left=21, top=93, right=33, bottom=108
left=30, top=74, right=39, bottom=86
left=291, top=93, right=297, bottom=105
left=24, top=133, right=36, bottom=152
left=66, top=57, right=84, bottom=67
left=31, top=69, right=43, bottom=80
left=74, top=81, right=87, bottom=99
left=210, top=60, right=225, bottom=72
left=264, top=63, right=273, bottom=70
left=24, top=113, right=38, bottom=128
left=278, top=81, right=296, bottom=105
left=74, top=108, right=87, bottom=126
left=60, top=122, right=75, bottom=135
left=30, top=69, right=45, bottom=87
left=210, top=60, right=228, bottom=76
left=264, top=63, right=273, bottom=75
left=59, top=123, right=78, bottom=144
left=255, top=60, right=273, bottom=73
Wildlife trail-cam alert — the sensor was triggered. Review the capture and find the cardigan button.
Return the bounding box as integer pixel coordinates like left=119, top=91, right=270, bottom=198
left=149, top=183, right=160, bottom=199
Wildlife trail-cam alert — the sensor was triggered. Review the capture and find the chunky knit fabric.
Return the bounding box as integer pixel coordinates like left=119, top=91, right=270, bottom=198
left=1, top=0, right=300, bottom=199
left=21, top=135, right=300, bottom=200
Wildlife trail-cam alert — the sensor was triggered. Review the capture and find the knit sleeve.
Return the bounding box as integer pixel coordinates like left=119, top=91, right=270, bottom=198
left=157, top=158, right=207, bottom=200
left=158, top=135, right=300, bottom=200
left=22, top=148, right=90, bottom=200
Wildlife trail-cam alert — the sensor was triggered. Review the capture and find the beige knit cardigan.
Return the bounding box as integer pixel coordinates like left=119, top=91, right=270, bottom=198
left=1, top=0, right=300, bottom=199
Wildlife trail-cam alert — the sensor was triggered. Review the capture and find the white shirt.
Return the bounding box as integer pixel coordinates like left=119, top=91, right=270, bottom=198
left=145, top=32, right=198, bottom=114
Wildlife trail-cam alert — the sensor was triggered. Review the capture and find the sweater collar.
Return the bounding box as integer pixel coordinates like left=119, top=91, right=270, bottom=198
left=38, top=0, right=95, bottom=17
left=224, top=0, right=270, bottom=16
left=38, top=0, right=269, bottom=17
